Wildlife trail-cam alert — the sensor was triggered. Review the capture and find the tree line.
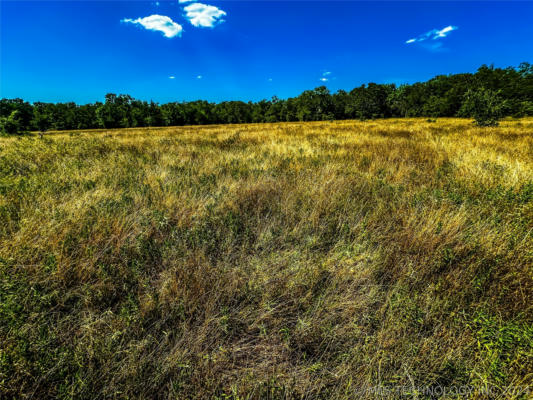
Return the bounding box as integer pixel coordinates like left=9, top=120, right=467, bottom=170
left=1, top=63, right=532, bottom=134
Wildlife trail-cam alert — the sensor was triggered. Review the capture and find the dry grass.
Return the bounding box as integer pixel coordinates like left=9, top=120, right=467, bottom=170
left=1, top=118, right=532, bottom=399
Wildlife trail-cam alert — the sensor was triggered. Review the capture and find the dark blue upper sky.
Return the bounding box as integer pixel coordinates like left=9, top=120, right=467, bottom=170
left=1, top=1, right=532, bottom=104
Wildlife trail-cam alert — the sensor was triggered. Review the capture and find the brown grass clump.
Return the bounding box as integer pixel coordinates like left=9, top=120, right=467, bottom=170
left=1, top=118, right=532, bottom=399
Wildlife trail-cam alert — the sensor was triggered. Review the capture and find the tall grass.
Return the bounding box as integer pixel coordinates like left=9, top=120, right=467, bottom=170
left=1, top=118, right=532, bottom=399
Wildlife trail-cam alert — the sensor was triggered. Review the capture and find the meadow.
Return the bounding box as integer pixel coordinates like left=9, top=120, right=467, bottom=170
left=0, top=118, right=532, bottom=399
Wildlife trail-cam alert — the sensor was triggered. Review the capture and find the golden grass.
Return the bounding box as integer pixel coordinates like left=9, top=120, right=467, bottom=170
left=1, top=118, right=532, bottom=399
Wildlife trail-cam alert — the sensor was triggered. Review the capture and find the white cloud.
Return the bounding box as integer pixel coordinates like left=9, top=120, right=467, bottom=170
left=183, top=3, right=226, bottom=28
left=169, top=76, right=176, bottom=79
left=178, top=0, right=195, bottom=2
left=319, top=71, right=332, bottom=82
left=122, top=15, right=183, bottom=38
left=405, top=25, right=458, bottom=44
left=197, top=75, right=203, bottom=79
left=435, top=25, right=455, bottom=38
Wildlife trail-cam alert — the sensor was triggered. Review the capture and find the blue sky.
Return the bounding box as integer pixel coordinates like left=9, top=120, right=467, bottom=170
left=1, top=1, right=532, bottom=104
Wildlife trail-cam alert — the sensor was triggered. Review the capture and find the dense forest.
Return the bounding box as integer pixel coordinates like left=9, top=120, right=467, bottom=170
left=1, top=63, right=532, bottom=134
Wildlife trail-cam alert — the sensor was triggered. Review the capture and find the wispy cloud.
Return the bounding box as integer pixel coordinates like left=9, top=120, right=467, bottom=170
left=169, top=76, right=176, bottom=79
left=122, top=15, right=183, bottom=38
left=197, top=75, right=203, bottom=79
left=319, top=71, right=332, bottom=82
left=183, top=3, right=226, bottom=28
left=178, top=0, right=195, bottom=2
left=405, top=25, right=458, bottom=45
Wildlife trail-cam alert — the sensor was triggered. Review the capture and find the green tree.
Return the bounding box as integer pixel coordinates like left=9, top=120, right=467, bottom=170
left=295, top=86, right=333, bottom=121
left=459, top=88, right=505, bottom=127
left=347, top=83, right=394, bottom=120
left=0, top=98, right=33, bottom=132
left=0, top=110, right=23, bottom=134
left=33, top=106, right=51, bottom=133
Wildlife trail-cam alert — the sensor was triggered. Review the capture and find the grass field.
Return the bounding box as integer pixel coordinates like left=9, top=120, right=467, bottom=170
left=1, top=118, right=532, bottom=399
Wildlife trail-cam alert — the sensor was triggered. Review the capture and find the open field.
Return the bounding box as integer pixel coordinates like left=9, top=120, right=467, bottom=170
left=1, top=118, right=532, bottom=399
